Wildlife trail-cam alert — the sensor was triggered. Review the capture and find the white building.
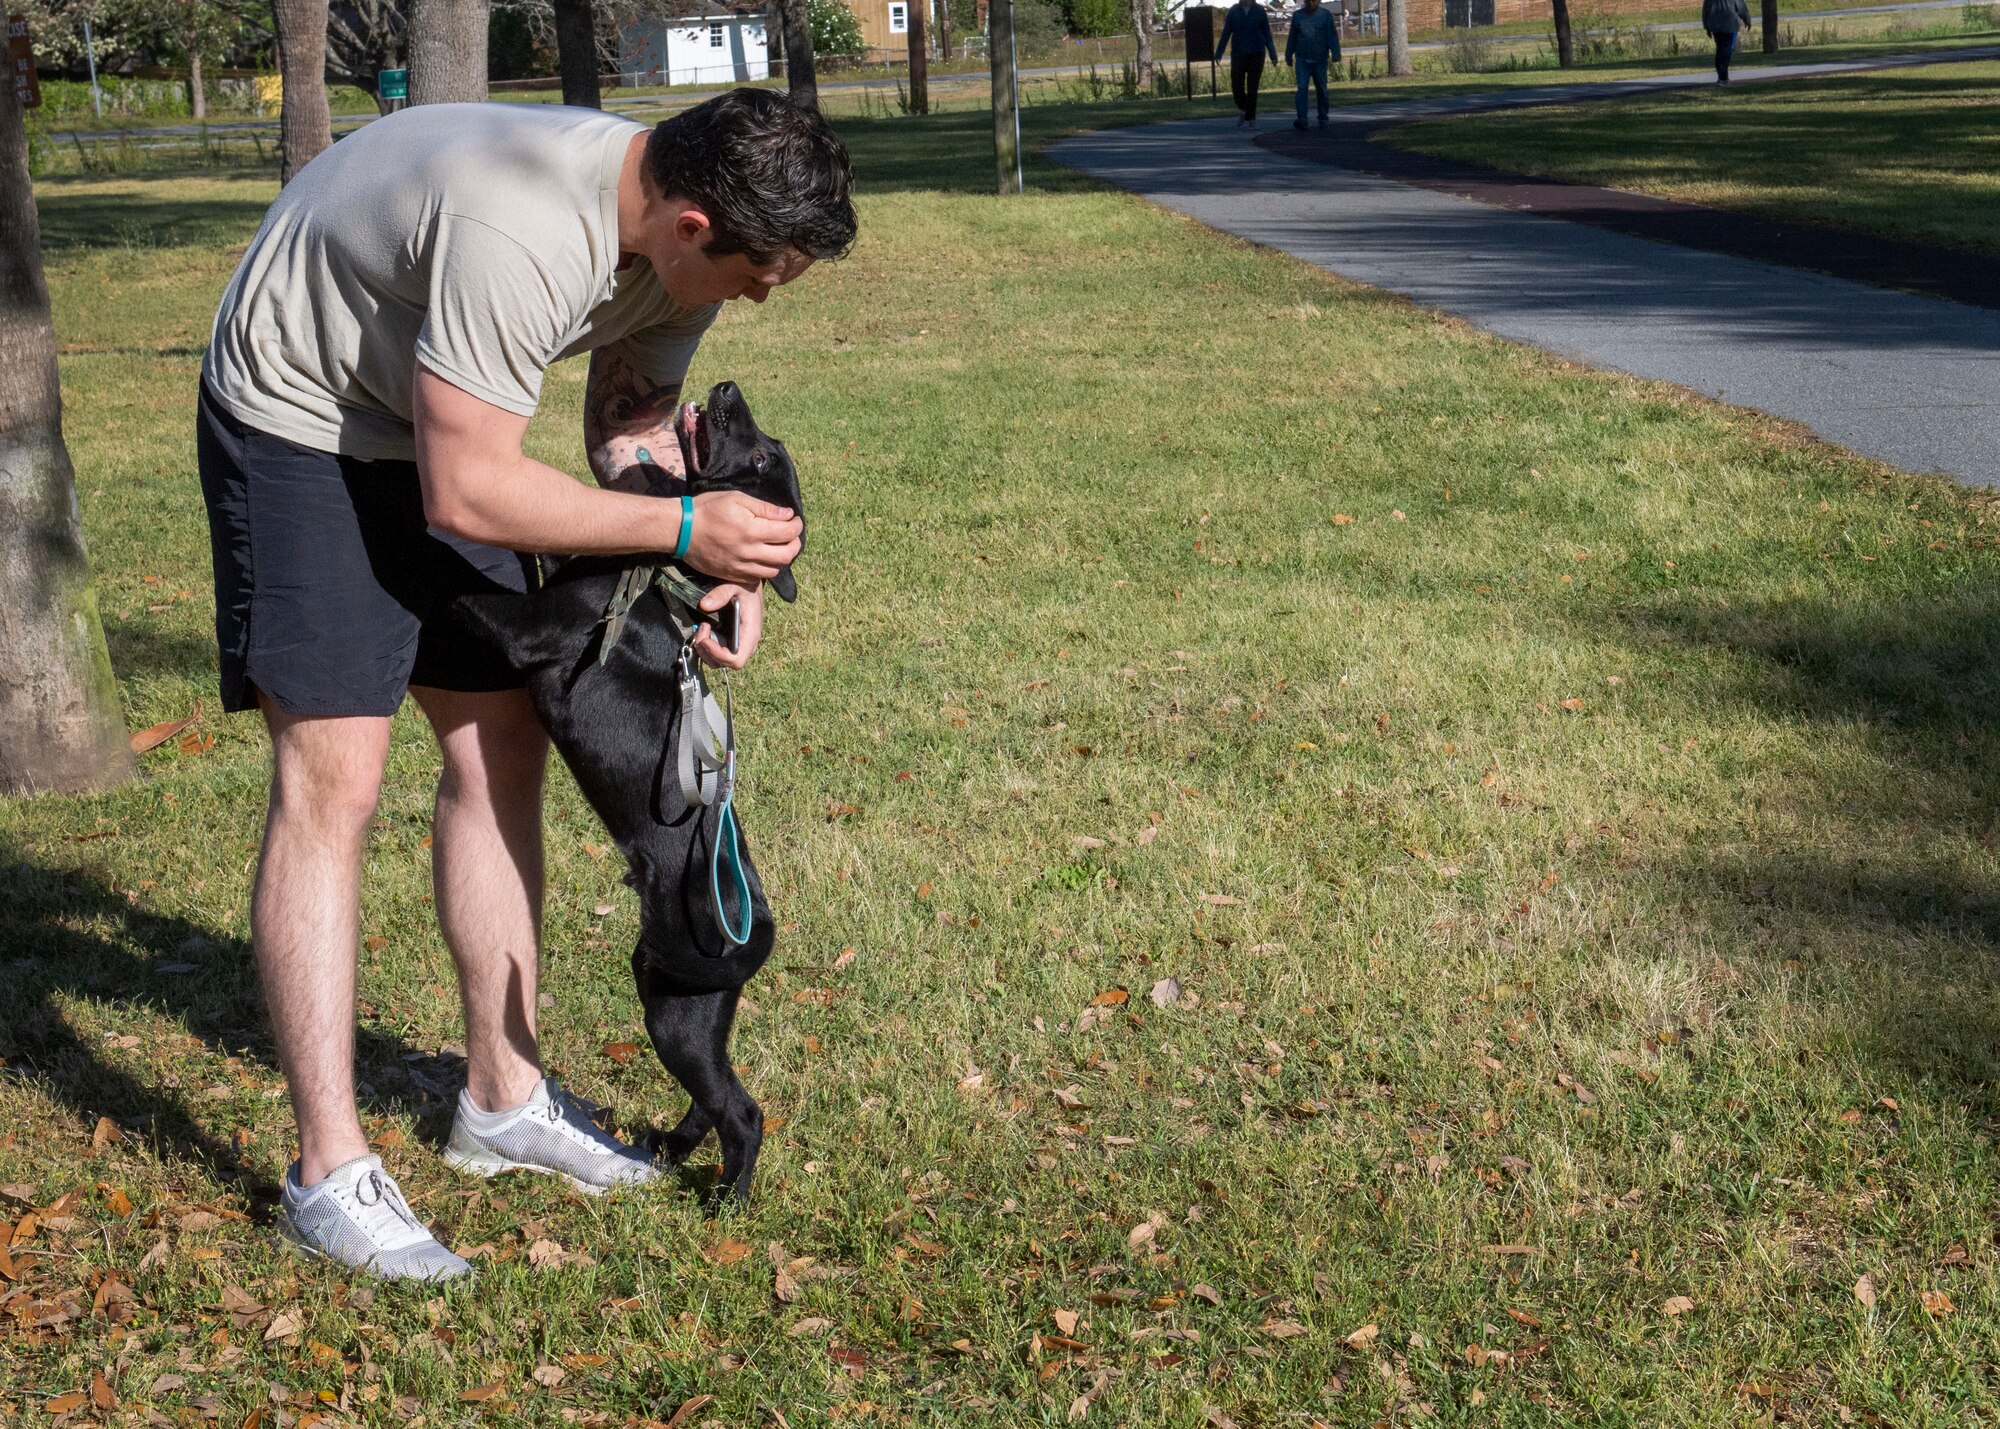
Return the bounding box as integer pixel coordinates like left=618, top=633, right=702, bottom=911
left=619, top=1, right=771, bottom=88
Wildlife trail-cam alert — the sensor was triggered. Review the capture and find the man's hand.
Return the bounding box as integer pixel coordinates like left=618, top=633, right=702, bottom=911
left=686, top=492, right=801, bottom=587
left=692, top=580, right=766, bottom=671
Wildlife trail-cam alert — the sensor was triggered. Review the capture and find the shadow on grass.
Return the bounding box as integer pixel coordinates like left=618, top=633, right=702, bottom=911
left=103, top=623, right=219, bottom=686
left=0, top=854, right=464, bottom=1197
left=1607, top=583, right=2000, bottom=1097
left=33, top=185, right=274, bottom=253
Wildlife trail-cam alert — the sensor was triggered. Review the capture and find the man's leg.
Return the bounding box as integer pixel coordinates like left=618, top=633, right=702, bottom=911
left=1231, top=56, right=1249, bottom=118
left=1296, top=61, right=1309, bottom=125
left=1246, top=55, right=1264, bottom=121
left=409, top=686, right=550, bottom=1115
left=253, top=700, right=393, bottom=1187
left=1314, top=60, right=1329, bottom=122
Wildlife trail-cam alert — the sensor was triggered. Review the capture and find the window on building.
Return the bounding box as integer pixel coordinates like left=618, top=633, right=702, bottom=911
left=709, top=21, right=725, bottom=45
left=888, top=2, right=908, bottom=32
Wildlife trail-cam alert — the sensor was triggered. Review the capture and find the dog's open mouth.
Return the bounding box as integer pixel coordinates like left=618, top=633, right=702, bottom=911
left=676, top=401, right=711, bottom=477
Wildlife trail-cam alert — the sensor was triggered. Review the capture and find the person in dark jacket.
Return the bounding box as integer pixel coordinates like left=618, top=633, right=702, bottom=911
left=1284, top=0, right=1341, bottom=130
left=1702, top=0, right=1752, bottom=83
left=1217, top=0, right=1280, bottom=127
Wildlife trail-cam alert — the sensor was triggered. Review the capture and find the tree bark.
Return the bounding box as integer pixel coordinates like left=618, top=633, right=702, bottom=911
left=409, top=0, right=489, bottom=104
left=0, top=74, right=134, bottom=796
left=990, top=0, right=1018, bottom=193
left=189, top=45, right=206, bottom=120
left=552, top=0, right=600, bottom=106
left=1386, top=0, right=1410, bottom=74
left=779, top=0, right=816, bottom=108
left=271, top=0, right=332, bottom=183
left=935, top=0, right=949, bottom=66
left=1550, top=0, right=1573, bottom=66
left=907, top=0, right=927, bottom=112
left=1762, top=0, right=1777, bottom=52
left=1129, top=0, right=1153, bottom=86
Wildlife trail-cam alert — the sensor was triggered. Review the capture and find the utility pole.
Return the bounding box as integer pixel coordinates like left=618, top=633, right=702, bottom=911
left=990, top=0, right=1020, bottom=194
left=908, top=0, right=928, bottom=113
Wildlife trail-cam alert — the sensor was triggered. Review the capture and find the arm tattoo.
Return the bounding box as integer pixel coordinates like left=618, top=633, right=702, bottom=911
left=585, top=345, right=684, bottom=495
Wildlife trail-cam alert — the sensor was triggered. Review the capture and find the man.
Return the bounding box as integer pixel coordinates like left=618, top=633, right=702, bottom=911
left=1285, top=0, right=1340, bottom=131
left=197, top=89, right=853, bottom=1281
left=1216, top=0, right=1279, bottom=128
left=1701, top=0, right=1752, bottom=83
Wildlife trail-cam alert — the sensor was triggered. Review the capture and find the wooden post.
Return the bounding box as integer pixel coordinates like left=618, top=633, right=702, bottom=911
left=1762, top=0, right=1778, bottom=52
left=908, top=0, right=929, bottom=113
left=991, top=0, right=1020, bottom=193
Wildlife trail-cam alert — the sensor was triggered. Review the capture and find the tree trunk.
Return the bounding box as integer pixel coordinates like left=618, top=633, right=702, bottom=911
left=907, top=0, right=928, bottom=112
left=1761, top=0, right=1777, bottom=52
left=0, top=75, right=134, bottom=796
left=935, top=0, right=950, bottom=65
left=1550, top=0, right=1573, bottom=66
left=779, top=0, right=816, bottom=108
left=1386, top=0, right=1410, bottom=74
left=1129, top=0, right=1153, bottom=86
left=189, top=45, right=206, bottom=120
left=409, top=0, right=489, bottom=104
left=552, top=0, right=600, bottom=106
left=990, top=0, right=1018, bottom=193
left=271, top=0, right=332, bottom=183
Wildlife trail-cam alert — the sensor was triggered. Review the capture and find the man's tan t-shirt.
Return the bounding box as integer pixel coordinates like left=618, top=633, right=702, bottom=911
left=203, top=103, right=717, bottom=462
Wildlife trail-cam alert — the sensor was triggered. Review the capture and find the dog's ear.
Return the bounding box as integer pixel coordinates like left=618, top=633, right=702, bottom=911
left=769, top=567, right=798, bottom=604
left=456, top=589, right=573, bottom=669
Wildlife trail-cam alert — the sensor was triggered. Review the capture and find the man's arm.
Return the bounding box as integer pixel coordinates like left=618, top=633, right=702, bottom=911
left=1263, top=11, right=1279, bottom=61
left=584, top=344, right=686, bottom=494
left=413, top=363, right=799, bottom=587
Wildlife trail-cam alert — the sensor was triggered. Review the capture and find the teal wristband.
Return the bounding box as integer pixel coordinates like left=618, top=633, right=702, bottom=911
left=673, top=494, right=692, bottom=561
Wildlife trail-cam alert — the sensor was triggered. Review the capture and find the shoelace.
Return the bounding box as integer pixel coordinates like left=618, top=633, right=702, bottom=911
left=545, top=1083, right=622, bottom=1147
left=350, top=1169, right=424, bottom=1239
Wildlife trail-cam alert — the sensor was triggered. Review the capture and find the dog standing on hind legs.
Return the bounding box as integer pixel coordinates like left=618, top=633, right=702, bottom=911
left=459, top=381, right=804, bottom=1201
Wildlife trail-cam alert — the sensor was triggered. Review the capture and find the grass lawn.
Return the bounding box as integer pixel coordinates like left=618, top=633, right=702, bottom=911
left=7, top=96, right=2000, bottom=1427
left=1388, top=57, right=2000, bottom=256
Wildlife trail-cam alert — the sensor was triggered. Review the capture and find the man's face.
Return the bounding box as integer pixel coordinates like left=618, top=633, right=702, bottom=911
left=642, top=203, right=816, bottom=307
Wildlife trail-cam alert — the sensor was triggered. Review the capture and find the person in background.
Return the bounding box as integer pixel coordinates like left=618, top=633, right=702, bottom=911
left=1702, top=0, right=1752, bottom=83
left=1285, top=0, right=1341, bottom=131
left=1217, top=0, right=1280, bottom=128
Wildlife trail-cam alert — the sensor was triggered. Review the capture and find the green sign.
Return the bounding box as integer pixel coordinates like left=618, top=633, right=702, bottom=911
left=378, top=67, right=407, bottom=100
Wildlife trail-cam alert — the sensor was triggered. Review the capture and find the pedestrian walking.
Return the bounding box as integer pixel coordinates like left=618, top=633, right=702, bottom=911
left=1702, top=0, right=1752, bottom=83
left=1285, top=0, right=1340, bottom=130
left=1217, top=0, right=1280, bottom=128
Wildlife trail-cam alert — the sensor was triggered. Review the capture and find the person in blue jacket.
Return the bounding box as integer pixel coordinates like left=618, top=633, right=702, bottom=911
left=1217, top=0, right=1280, bottom=128
left=1701, top=0, right=1752, bottom=83
left=1284, top=0, right=1341, bottom=130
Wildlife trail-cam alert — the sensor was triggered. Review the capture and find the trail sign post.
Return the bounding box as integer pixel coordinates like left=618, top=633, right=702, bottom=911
left=7, top=14, right=38, bottom=110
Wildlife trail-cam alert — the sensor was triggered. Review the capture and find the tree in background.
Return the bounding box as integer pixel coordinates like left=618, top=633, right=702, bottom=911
left=1063, top=0, right=1121, bottom=37
left=807, top=0, right=861, bottom=58
left=1762, top=0, right=1776, bottom=52
left=150, top=0, right=239, bottom=118
left=1386, top=0, right=1408, bottom=73
left=1549, top=0, right=1573, bottom=64
left=0, top=68, right=134, bottom=795
left=550, top=0, right=598, bottom=104
left=778, top=0, right=816, bottom=106
left=270, top=0, right=330, bottom=181
left=1127, top=0, right=1151, bottom=82
left=409, top=0, right=489, bottom=101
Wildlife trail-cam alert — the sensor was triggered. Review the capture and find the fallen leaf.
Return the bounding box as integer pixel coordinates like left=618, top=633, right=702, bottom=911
left=708, top=1238, right=753, bottom=1266
left=1199, top=893, right=1242, bottom=906
left=531, top=1364, right=565, bottom=1387
left=90, top=1369, right=116, bottom=1410
left=560, top=1353, right=609, bottom=1371
left=1135, top=826, right=1159, bottom=846
left=90, top=1117, right=121, bottom=1150
left=1344, top=1323, right=1379, bottom=1349
left=264, top=1311, right=303, bottom=1342
left=1921, top=1290, right=1955, bottom=1317
left=527, top=1238, right=566, bottom=1269
left=1190, top=1283, right=1222, bottom=1306
left=46, top=1391, right=87, bottom=1414
left=130, top=706, right=201, bottom=755
left=459, top=1381, right=506, bottom=1402
left=786, top=1317, right=835, bottom=1338
left=1261, top=1319, right=1308, bottom=1339
left=103, top=1186, right=133, bottom=1217
left=601, top=1042, right=641, bottom=1064
left=1481, top=1244, right=1544, bottom=1257
left=363, top=936, right=387, bottom=952
left=1559, top=697, right=1585, bottom=712
left=592, top=902, right=615, bottom=917
left=1088, top=988, right=1129, bottom=1008
left=1662, top=1295, right=1695, bottom=1317
left=1504, top=1307, right=1543, bottom=1329
left=1854, top=1273, right=1877, bottom=1308
left=1053, top=1308, right=1080, bottom=1335
left=1149, top=977, right=1183, bottom=1009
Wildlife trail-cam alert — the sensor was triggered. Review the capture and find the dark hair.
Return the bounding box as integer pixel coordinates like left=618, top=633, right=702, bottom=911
left=643, top=89, right=857, bottom=264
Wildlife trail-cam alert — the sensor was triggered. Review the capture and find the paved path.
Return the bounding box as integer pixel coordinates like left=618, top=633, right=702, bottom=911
left=1050, top=50, right=2000, bottom=486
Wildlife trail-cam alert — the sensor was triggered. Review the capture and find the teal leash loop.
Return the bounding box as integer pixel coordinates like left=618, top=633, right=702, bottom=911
left=709, top=676, right=753, bottom=947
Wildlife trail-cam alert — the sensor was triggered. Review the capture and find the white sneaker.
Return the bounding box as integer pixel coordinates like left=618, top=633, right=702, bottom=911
left=443, top=1076, right=658, bottom=1196
left=278, top=1155, right=471, bottom=1282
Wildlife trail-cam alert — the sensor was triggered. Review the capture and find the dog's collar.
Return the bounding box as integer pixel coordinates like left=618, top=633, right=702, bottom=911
left=597, top=562, right=710, bottom=664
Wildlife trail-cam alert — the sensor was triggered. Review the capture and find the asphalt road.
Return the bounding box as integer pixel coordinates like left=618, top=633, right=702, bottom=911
left=1049, top=48, right=2000, bottom=485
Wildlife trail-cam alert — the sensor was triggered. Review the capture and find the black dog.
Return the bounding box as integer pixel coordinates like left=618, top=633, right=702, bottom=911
left=458, top=381, right=802, bottom=1200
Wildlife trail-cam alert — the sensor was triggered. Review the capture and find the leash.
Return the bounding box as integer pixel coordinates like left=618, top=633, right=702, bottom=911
left=597, top=564, right=753, bottom=948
